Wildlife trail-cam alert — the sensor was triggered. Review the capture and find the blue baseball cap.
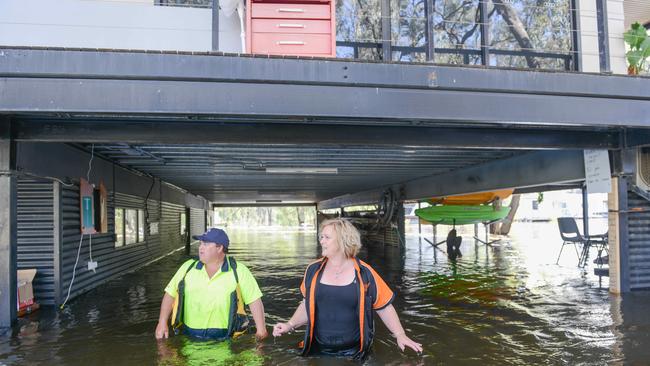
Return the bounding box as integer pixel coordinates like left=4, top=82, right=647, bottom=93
left=193, top=228, right=230, bottom=247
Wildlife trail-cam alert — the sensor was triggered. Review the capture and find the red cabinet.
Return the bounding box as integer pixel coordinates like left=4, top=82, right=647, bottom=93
left=246, top=0, right=336, bottom=57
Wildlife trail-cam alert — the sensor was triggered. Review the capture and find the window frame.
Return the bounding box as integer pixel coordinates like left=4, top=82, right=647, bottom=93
left=114, top=206, right=146, bottom=248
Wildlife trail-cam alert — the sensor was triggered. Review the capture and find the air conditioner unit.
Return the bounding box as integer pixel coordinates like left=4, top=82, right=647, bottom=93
left=636, top=147, right=650, bottom=191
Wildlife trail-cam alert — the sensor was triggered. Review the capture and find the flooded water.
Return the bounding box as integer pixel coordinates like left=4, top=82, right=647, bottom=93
left=3, top=220, right=650, bottom=365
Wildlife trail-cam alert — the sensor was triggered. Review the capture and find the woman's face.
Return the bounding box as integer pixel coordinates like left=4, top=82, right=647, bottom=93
left=319, top=225, right=340, bottom=258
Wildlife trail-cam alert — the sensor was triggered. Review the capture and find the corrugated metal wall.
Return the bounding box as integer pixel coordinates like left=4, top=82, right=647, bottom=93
left=160, top=201, right=185, bottom=249
left=58, top=187, right=187, bottom=304
left=190, top=207, right=206, bottom=238
left=16, top=178, right=56, bottom=305
left=627, top=190, right=650, bottom=290
left=59, top=184, right=116, bottom=302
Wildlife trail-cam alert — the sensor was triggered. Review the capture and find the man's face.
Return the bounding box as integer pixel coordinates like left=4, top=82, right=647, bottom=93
left=199, top=241, right=224, bottom=263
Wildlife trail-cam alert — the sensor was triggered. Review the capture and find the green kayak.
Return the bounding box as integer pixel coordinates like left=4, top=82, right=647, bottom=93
left=415, top=205, right=511, bottom=226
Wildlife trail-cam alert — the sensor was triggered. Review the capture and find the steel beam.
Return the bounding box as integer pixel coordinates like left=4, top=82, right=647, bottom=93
left=624, top=129, right=650, bottom=148
left=318, top=187, right=395, bottom=210
left=0, top=48, right=648, bottom=99
left=513, top=183, right=582, bottom=194
left=213, top=203, right=316, bottom=208
left=2, top=78, right=647, bottom=127
left=0, top=117, right=17, bottom=328
left=318, top=150, right=585, bottom=209
left=12, top=119, right=619, bottom=149
left=406, top=149, right=585, bottom=199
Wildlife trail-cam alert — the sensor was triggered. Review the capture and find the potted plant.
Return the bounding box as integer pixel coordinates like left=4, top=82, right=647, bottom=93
left=624, top=22, right=650, bottom=75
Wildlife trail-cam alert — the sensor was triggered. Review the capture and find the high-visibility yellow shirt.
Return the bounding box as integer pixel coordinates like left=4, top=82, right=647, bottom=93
left=164, top=257, right=262, bottom=330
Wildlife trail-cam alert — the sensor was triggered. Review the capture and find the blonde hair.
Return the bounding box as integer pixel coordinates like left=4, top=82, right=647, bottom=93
left=319, top=218, right=361, bottom=258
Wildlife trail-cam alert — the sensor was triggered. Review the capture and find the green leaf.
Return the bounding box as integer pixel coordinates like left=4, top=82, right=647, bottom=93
left=627, top=50, right=643, bottom=67
left=633, top=27, right=648, bottom=49
left=642, top=38, right=650, bottom=59
left=624, top=29, right=637, bottom=47
left=624, top=22, right=648, bottom=49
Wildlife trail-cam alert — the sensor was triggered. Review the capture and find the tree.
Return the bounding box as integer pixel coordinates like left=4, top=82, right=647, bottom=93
left=296, top=207, right=305, bottom=226
left=491, top=194, right=520, bottom=235
left=492, top=0, right=540, bottom=68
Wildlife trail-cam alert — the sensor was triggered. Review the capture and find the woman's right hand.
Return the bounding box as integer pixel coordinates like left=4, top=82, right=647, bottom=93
left=272, top=322, right=292, bottom=337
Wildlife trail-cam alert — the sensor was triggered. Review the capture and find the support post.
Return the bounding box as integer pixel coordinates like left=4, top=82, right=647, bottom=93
left=0, top=118, right=17, bottom=328
left=212, top=0, right=220, bottom=51
left=397, top=203, right=405, bottom=250
left=582, top=184, right=590, bottom=237
left=433, top=224, right=437, bottom=243
left=595, top=0, right=611, bottom=72
left=425, top=0, right=435, bottom=61
left=570, top=0, right=580, bottom=71
left=609, top=176, right=630, bottom=293
left=53, top=181, right=62, bottom=306
left=479, top=0, right=490, bottom=66
left=184, top=208, right=191, bottom=255
left=381, top=0, right=392, bottom=61
left=417, top=202, right=422, bottom=241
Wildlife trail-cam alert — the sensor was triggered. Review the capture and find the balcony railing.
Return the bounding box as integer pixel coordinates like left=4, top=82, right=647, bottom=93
left=156, top=0, right=579, bottom=71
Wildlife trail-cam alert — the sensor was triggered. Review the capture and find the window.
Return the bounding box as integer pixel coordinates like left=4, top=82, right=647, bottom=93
left=488, top=0, right=573, bottom=69
left=138, top=210, right=145, bottom=242
left=115, top=207, right=145, bottom=247
left=432, top=0, right=483, bottom=65
left=336, top=0, right=574, bottom=70
left=180, top=212, right=187, bottom=235
left=115, top=209, right=124, bottom=247
left=125, top=209, right=138, bottom=245
left=532, top=201, right=539, bottom=210
left=95, top=182, right=108, bottom=233
left=336, top=0, right=382, bottom=60
left=389, top=0, right=426, bottom=62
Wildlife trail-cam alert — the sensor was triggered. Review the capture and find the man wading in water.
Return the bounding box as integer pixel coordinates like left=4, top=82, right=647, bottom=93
left=155, top=228, right=268, bottom=341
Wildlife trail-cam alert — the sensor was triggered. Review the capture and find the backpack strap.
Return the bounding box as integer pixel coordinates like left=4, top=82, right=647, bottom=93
left=184, top=260, right=198, bottom=277
left=226, top=256, right=250, bottom=338
left=228, top=256, right=239, bottom=283
left=172, top=259, right=197, bottom=333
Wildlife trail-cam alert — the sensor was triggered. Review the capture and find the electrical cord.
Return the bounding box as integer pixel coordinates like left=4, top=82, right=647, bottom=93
left=60, top=144, right=96, bottom=309
left=87, top=144, right=95, bottom=265
left=60, top=233, right=84, bottom=309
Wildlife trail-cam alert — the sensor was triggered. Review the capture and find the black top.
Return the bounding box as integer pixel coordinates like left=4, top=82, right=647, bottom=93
left=314, top=280, right=360, bottom=349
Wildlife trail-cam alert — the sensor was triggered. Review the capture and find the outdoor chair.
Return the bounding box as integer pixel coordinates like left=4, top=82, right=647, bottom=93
left=556, top=217, right=587, bottom=265
left=588, top=232, right=609, bottom=268
left=557, top=217, right=608, bottom=267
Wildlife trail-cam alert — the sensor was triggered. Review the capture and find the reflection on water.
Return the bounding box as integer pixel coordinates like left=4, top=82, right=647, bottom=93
left=2, top=221, right=650, bottom=365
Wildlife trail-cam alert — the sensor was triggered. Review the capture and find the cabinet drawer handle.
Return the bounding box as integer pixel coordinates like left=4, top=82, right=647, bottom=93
left=277, top=41, right=305, bottom=45
left=278, top=23, right=305, bottom=28
left=277, top=8, right=304, bottom=12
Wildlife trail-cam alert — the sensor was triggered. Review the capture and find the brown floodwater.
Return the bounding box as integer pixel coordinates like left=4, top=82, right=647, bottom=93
left=2, top=220, right=650, bottom=365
